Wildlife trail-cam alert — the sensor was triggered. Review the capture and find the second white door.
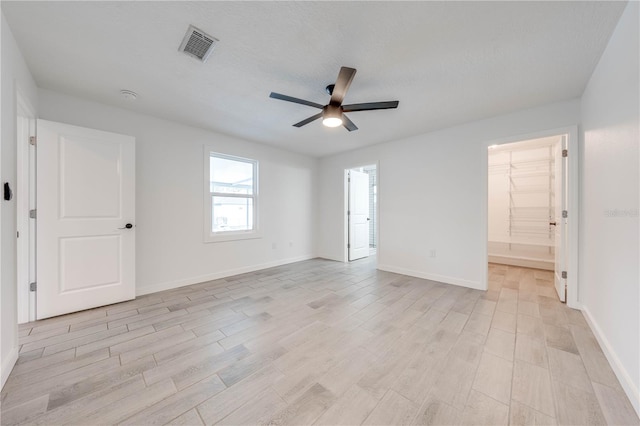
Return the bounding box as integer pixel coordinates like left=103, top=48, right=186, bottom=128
left=36, top=120, right=136, bottom=319
left=554, top=136, right=568, bottom=302
left=348, top=170, right=370, bottom=261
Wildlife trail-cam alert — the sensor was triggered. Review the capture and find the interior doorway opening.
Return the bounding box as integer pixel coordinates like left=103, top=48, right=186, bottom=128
left=487, top=134, right=568, bottom=302
left=346, top=164, right=377, bottom=262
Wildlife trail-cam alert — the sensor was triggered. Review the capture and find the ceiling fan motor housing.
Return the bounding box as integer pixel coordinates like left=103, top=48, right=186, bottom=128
left=323, top=104, right=342, bottom=119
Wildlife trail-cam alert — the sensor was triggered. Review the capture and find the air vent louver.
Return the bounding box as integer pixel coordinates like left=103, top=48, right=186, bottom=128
left=179, top=25, right=218, bottom=63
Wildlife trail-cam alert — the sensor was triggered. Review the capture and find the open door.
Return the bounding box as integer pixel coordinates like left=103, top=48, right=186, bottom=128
left=553, top=136, right=568, bottom=302
left=36, top=120, right=136, bottom=319
left=348, top=170, right=370, bottom=261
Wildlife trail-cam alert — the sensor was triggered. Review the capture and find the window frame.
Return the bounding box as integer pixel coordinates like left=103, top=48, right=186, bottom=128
left=204, top=149, right=260, bottom=243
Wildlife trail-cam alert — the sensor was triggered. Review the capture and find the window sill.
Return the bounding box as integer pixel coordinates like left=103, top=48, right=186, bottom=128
left=204, top=230, right=262, bottom=243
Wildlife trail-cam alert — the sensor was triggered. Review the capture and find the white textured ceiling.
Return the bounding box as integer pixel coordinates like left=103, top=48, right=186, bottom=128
left=2, top=1, right=626, bottom=157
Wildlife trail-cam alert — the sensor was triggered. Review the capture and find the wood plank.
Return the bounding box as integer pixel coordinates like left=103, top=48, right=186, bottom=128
left=509, top=400, right=557, bottom=425
left=471, top=352, right=513, bottom=404
left=120, top=375, right=226, bottom=425
left=591, top=382, right=640, bottom=426
left=362, top=389, right=419, bottom=425
left=411, top=394, right=462, bottom=425
left=511, top=360, right=555, bottom=417
left=551, top=380, right=606, bottom=425
left=459, top=390, right=509, bottom=425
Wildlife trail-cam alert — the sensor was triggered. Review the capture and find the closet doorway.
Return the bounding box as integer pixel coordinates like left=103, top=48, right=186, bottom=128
left=487, top=133, right=574, bottom=303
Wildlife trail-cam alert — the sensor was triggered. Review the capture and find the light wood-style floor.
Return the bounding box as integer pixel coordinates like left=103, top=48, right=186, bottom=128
left=1, top=258, right=638, bottom=425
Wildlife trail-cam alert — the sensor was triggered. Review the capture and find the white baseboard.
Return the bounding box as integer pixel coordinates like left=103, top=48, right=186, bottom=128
left=136, top=255, right=315, bottom=296
left=377, top=264, right=485, bottom=290
left=581, top=305, right=640, bottom=418
left=1, top=346, right=19, bottom=390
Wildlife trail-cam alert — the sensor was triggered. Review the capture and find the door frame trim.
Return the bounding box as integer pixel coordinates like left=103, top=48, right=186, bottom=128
left=16, top=88, right=37, bottom=323
left=481, top=126, right=579, bottom=308
left=343, top=162, right=379, bottom=264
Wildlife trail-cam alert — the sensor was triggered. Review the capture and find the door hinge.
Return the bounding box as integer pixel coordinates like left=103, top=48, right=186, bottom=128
left=347, top=210, right=350, bottom=215
left=347, top=244, right=350, bottom=249
left=561, top=271, right=567, bottom=279
left=562, top=149, right=568, bottom=157
left=562, top=210, right=568, bottom=218
left=29, top=282, right=37, bottom=292
left=29, top=209, right=37, bottom=219
left=29, top=136, right=36, bottom=146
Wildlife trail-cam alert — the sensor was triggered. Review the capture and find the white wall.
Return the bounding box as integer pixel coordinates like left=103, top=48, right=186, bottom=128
left=0, top=13, right=39, bottom=388
left=579, top=1, right=640, bottom=416
left=318, top=99, right=580, bottom=289
left=38, top=89, right=318, bottom=295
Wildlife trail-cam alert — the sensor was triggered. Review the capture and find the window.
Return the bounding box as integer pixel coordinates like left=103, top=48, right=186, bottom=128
left=204, top=151, right=259, bottom=242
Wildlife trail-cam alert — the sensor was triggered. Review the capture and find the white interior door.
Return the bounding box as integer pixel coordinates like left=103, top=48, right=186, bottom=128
left=553, top=136, right=567, bottom=302
left=36, top=120, right=136, bottom=319
left=349, top=170, right=370, bottom=261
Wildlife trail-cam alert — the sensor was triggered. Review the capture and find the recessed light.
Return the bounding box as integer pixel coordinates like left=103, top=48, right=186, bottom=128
left=120, top=89, right=138, bottom=101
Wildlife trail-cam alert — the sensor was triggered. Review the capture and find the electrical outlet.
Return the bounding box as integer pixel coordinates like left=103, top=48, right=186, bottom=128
left=429, top=249, right=436, bottom=258
left=272, top=243, right=277, bottom=250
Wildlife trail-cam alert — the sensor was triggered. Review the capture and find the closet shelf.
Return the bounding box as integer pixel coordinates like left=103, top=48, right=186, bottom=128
left=488, top=253, right=555, bottom=262
left=509, top=206, right=554, bottom=210
left=489, top=239, right=554, bottom=247
left=508, top=218, right=552, bottom=223
left=509, top=189, right=555, bottom=194
left=508, top=171, right=555, bottom=178
left=491, top=157, right=554, bottom=165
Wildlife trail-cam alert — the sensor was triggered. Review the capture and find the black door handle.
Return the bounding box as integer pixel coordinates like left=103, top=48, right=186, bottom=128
left=118, top=223, right=134, bottom=230
left=549, top=222, right=557, bottom=226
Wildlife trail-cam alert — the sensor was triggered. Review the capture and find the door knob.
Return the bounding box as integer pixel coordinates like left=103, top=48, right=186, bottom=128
left=549, top=222, right=557, bottom=226
left=118, top=223, right=134, bottom=229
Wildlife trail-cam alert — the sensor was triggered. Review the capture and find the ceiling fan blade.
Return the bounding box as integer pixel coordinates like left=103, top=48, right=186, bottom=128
left=342, top=114, right=358, bottom=132
left=330, top=67, right=356, bottom=106
left=342, top=101, right=399, bottom=112
left=270, top=92, right=323, bottom=109
left=293, top=112, right=323, bottom=127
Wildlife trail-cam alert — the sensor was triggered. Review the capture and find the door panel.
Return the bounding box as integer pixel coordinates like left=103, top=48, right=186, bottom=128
left=60, top=136, right=122, bottom=218
left=349, top=170, right=370, bottom=261
left=554, top=136, right=567, bottom=302
left=37, top=120, right=135, bottom=319
left=60, top=236, right=121, bottom=291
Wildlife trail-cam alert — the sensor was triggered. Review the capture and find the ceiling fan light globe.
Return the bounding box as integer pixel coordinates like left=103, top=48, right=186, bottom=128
left=323, top=117, right=343, bottom=127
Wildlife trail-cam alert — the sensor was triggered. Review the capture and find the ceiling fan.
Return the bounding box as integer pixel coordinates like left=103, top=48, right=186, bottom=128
left=269, top=66, right=399, bottom=132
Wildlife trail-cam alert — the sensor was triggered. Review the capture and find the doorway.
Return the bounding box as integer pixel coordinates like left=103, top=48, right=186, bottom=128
left=485, top=127, right=578, bottom=307
left=346, top=164, right=377, bottom=262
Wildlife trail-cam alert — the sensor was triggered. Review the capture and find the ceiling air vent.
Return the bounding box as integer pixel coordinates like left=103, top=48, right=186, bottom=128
left=179, top=25, right=218, bottom=63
